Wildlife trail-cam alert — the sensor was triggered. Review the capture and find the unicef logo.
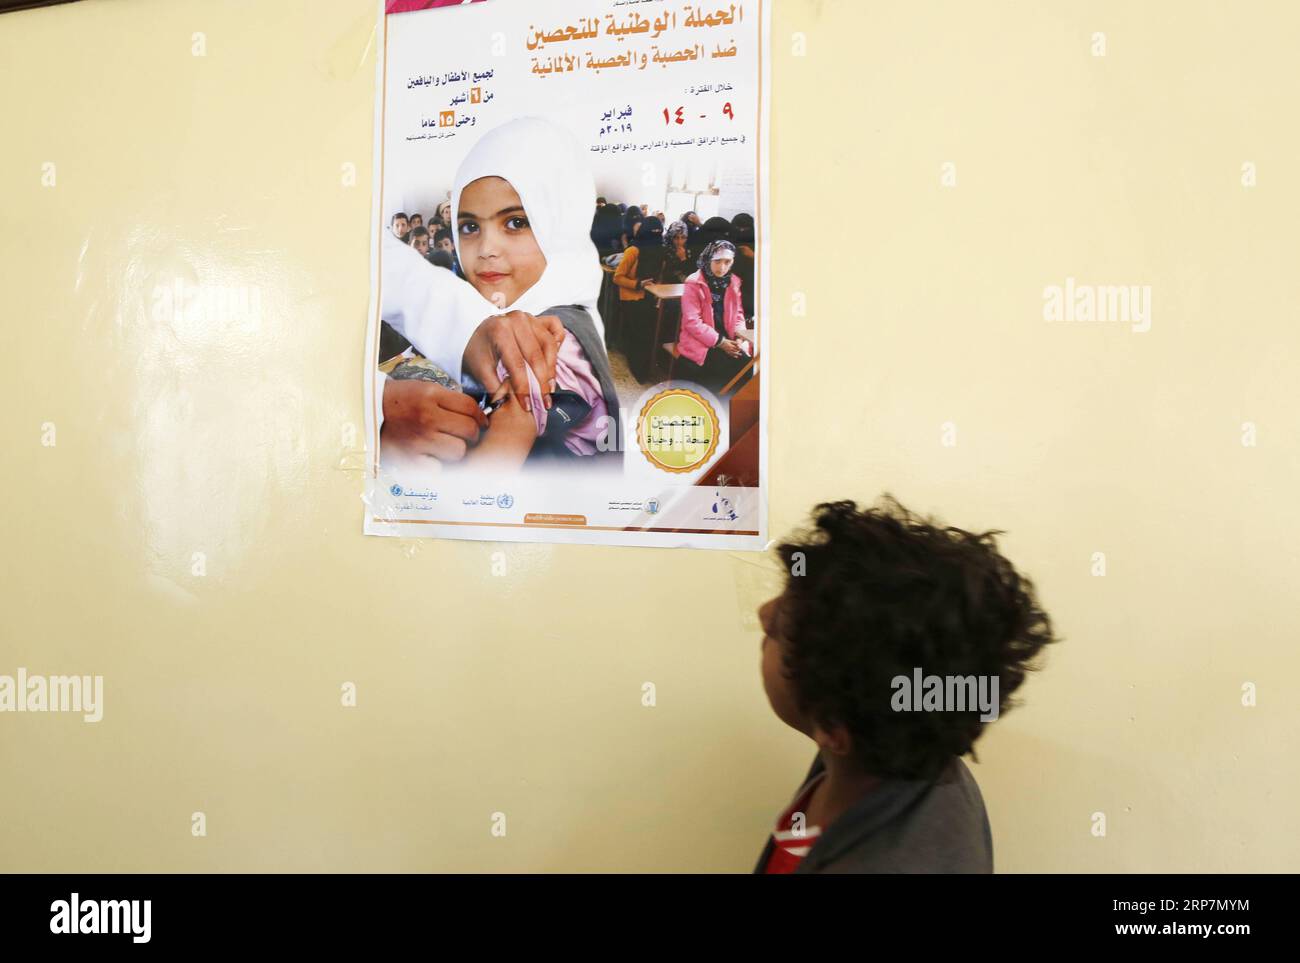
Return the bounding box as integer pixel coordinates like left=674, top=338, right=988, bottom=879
left=496, top=493, right=514, bottom=509
left=390, top=484, right=403, bottom=496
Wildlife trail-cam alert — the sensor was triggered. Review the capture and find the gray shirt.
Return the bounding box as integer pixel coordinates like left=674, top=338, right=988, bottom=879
left=755, top=755, right=993, bottom=873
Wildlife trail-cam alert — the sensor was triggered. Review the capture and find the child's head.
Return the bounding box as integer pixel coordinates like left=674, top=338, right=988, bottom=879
left=665, top=220, right=689, bottom=252
left=433, top=227, right=454, bottom=255
left=456, top=175, right=547, bottom=308
left=451, top=117, right=602, bottom=317
left=699, top=240, right=736, bottom=278
left=638, top=216, right=664, bottom=248
left=759, top=497, right=1057, bottom=780
left=409, top=213, right=423, bottom=229
left=436, top=200, right=452, bottom=225
left=698, top=216, right=733, bottom=250
left=390, top=212, right=409, bottom=238
left=408, top=225, right=430, bottom=256
left=730, top=212, right=755, bottom=246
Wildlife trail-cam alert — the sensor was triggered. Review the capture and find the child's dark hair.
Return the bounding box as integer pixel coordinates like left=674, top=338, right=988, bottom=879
left=773, top=497, right=1058, bottom=780
left=391, top=212, right=408, bottom=224
left=408, top=226, right=429, bottom=242
left=434, top=227, right=453, bottom=245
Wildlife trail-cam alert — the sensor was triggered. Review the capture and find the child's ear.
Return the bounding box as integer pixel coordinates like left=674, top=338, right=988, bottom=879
left=813, top=721, right=854, bottom=758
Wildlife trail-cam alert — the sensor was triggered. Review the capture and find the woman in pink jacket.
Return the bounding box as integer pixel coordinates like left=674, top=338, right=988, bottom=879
left=676, top=240, right=753, bottom=393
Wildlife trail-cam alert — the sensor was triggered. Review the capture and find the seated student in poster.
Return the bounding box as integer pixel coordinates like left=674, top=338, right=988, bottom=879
left=590, top=203, right=624, bottom=260
left=432, top=226, right=461, bottom=277
left=613, top=215, right=665, bottom=381
left=434, top=199, right=452, bottom=229
left=620, top=206, right=643, bottom=252
left=407, top=225, right=431, bottom=258
left=730, top=212, right=757, bottom=321
left=680, top=210, right=702, bottom=249
left=657, top=220, right=694, bottom=284
left=754, top=498, right=1058, bottom=873
left=676, top=240, right=752, bottom=394
left=690, top=215, right=733, bottom=263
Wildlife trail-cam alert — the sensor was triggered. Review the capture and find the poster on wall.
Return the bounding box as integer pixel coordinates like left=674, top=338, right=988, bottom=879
left=363, top=0, right=770, bottom=549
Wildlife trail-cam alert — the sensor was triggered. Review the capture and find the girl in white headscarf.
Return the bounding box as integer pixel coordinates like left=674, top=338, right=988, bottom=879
left=380, top=117, right=620, bottom=472
left=451, top=117, right=606, bottom=339
left=449, top=116, right=619, bottom=467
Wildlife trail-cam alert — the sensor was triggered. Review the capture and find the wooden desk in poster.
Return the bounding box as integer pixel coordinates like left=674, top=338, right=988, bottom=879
left=643, top=282, right=684, bottom=380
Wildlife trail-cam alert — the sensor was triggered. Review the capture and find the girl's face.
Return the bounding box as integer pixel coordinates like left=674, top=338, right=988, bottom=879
left=457, top=176, right=546, bottom=308
left=673, top=235, right=687, bottom=254
left=710, top=256, right=733, bottom=278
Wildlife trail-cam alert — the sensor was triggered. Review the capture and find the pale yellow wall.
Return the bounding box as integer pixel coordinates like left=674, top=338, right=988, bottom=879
left=2, top=0, right=1296, bottom=873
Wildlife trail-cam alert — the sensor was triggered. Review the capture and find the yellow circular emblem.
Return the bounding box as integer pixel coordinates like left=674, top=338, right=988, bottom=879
left=636, top=388, right=720, bottom=473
